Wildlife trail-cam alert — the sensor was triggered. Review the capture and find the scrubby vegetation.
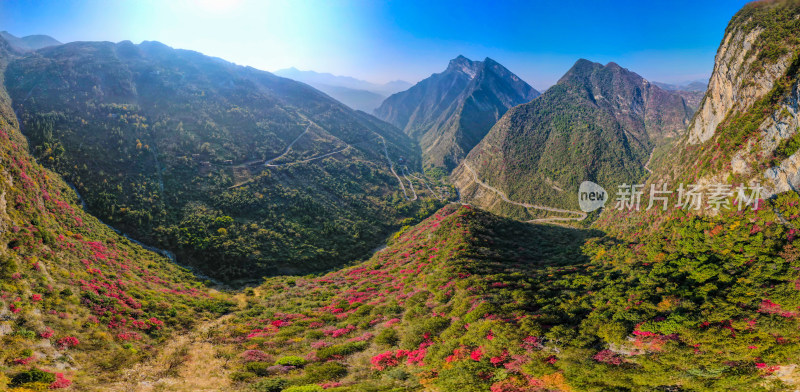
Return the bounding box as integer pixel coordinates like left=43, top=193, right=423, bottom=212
left=192, top=195, right=800, bottom=391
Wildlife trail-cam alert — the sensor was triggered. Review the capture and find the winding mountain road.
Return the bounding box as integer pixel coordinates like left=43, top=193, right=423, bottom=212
left=401, top=166, right=418, bottom=201
left=379, top=136, right=410, bottom=200
left=225, top=117, right=432, bottom=203
left=264, top=123, right=312, bottom=166
left=409, top=172, right=444, bottom=201
left=461, top=162, right=587, bottom=222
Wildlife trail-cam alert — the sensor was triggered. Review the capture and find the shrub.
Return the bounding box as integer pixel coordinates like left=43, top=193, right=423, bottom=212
left=374, top=328, right=399, bottom=346
left=241, top=350, right=272, bottom=363
left=250, top=377, right=287, bottom=392
left=435, top=360, right=495, bottom=392
left=266, top=365, right=294, bottom=375
left=50, top=373, right=72, bottom=389
left=316, top=341, right=368, bottom=361
left=274, top=356, right=306, bottom=367
left=385, top=368, right=410, bottom=381
left=244, top=361, right=272, bottom=376
left=400, top=317, right=449, bottom=349
left=11, top=369, right=56, bottom=386
left=306, top=330, right=325, bottom=340
left=13, top=329, right=36, bottom=340
left=56, top=336, right=79, bottom=349
left=282, top=385, right=324, bottom=392
left=302, top=362, right=347, bottom=383
left=230, top=371, right=257, bottom=382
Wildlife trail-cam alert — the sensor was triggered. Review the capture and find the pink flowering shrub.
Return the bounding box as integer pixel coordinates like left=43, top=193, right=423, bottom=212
left=593, top=349, right=623, bottom=365
left=240, top=349, right=272, bottom=363
left=50, top=373, right=72, bottom=389
left=39, top=328, right=55, bottom=339
left=56, top=336, right=80, bottom=349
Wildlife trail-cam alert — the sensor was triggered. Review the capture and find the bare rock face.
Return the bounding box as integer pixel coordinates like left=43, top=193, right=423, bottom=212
left=688, top=25, right=793, bottom=144
left=763, top=80, right=800, bottom=196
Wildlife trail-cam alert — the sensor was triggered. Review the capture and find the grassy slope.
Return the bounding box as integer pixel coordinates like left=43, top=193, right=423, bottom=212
left=183, top=192, right=800, bottom=392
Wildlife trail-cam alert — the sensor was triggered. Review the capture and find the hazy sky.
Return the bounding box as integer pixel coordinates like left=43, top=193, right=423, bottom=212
left=0, top=0, right=750, bottom=90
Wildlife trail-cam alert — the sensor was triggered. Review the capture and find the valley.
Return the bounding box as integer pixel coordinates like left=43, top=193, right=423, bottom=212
left=4, top=1, right=800, bottom=391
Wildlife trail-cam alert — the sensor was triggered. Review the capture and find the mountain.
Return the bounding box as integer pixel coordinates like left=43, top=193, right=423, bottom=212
left=635, top=0, right=800, bottom=206
left=0, top=31, right=61, bottom=51
left=0, top=35, right=232, bottom=391
left=303, top=83, right=386, bottom=112
left=191, top=5, right=800, bottom=387
left=374, top=56, right=540, bottom=172
left=4, top=40, right=448, bottom=283
left=653, top=80, right=708, bottom=112
left=451, top=59, right=694, bottom=219
left=594, top=0, right=800, bottom=236
left=274, top=67, right=411, bottom=96
left=652, top=80, right=708, bottom=92
left=273, top=68, right=412, bottom=111
left=6, top=1, right=800, bottom=391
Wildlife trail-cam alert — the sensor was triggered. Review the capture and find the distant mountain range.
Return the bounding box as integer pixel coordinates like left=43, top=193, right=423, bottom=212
left=652, top=80, right=708, bottom=92
left=273, top=67, right=412, bottom=112
left=653, top=80, right=707, bottom=111
left=0, top=30, right=61, bottom=51
left=375, top=55, right=540, bottom=172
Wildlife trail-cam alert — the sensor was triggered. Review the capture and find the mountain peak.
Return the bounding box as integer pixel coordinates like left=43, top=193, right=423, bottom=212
left=446, top=55, right=479, bottom=77
left=0, top=30, right=61, bottom=51
left=375, top=55, right=538, bottom=171
left=559, top=58, right=602, bottom=83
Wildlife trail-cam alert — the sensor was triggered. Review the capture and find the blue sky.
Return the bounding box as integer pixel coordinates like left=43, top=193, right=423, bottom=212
left=0, top=0, right=750, bottom=90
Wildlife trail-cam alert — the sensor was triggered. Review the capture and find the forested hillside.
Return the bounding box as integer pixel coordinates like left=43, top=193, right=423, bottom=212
left=451, top=59, right=693, bottom=219
left=4, top=40, right=449, bottom=283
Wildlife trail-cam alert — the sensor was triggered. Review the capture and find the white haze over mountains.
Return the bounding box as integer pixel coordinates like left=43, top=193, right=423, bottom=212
left=274, top=67, right=412, bottom=112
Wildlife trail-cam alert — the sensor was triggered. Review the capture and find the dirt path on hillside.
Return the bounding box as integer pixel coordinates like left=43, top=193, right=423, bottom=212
left=461, top=162, right=587, bottom=222
left=103, top=293, right=246, bottom=392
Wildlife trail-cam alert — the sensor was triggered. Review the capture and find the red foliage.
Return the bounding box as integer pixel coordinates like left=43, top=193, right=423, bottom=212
left=470, top=347, right=483, bottom=361
left=371, top=350, right=403, bottom=370
left=56, top=336, right=80, bottom=349
left=593, top=349, right=623, bottom=365
left=13, top=356, right=35, bottom=365
left=240, top=349, right=272, bottom=363
left=39, top=328, right=55, bottom=339
left=49, top=373, right=72, bottom=389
